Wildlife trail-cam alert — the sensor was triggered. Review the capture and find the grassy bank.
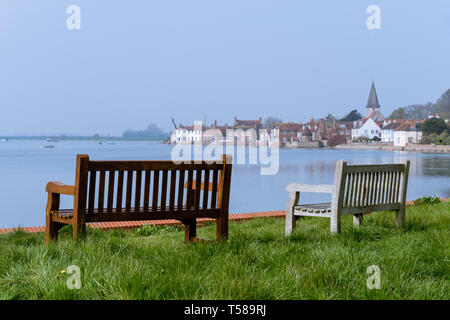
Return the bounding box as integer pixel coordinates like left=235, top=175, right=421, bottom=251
left=0, top=202, right=448, bottom=300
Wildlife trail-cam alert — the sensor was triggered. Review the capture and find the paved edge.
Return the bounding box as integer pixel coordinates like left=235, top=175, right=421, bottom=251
left=0, top=199, right=448, bottom=235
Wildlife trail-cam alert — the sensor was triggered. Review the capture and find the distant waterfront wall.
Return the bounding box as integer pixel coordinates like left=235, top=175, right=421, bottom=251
left=334, top=143, right=450, bottom=153
left=285, top=141, right=322, bottom=148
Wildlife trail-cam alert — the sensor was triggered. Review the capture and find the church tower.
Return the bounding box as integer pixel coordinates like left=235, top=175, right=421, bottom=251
left=366, top=81, right=381, bottom=117
left=365, top=81, right=384, bottom=121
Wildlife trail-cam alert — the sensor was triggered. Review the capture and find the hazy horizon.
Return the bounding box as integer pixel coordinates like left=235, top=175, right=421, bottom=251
left=1, top=0, right=449, bottom=136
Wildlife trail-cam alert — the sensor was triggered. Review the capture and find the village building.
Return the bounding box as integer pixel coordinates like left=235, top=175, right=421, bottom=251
left=351, top=82, right=386, bottom=141
left=351, top=117, right=382, bottom=140
left=170, top=117, right=264, bottom=145
left=393, top=121, right=423, bottom=147
left=381, top=122, right=402, bottom=143
left=365, top=82, right=385, bottom=122
left=278, top=122, right=303, bottom=146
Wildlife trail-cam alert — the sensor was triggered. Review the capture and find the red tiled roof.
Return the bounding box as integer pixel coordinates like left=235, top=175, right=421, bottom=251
left=278, top=123, right=303, bottom=131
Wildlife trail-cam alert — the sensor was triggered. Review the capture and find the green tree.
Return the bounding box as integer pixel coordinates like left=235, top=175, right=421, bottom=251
left=388, top=107, right=407, bottom=119
left=340, top=110, right=362, bottom=122
left=421, top=118, right=449, bottom=136
left=324, top=114, right=336, bottom=124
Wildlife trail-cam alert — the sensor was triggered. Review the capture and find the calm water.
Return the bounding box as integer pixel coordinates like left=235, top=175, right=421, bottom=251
left=0, top=140, right=449, bottom=228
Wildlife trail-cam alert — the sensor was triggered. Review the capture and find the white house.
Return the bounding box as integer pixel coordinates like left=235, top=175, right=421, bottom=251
left=351, top=118, right=381, bottom=140
left=170, top=121, right=203, bottom=144
left=393, top=122, right=423, bottom=147
left=381, top=122, right=402, bottom=143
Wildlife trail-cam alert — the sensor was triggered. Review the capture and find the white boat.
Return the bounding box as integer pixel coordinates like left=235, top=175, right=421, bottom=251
left=99, top=140, right=105, bottom=145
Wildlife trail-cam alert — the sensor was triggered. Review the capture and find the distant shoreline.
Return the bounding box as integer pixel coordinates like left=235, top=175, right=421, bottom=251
left=333, top=143, right=450, bottom=154
left=2, top=138, right=449, bottom=154
left=0, top=136, right=167, bottom=142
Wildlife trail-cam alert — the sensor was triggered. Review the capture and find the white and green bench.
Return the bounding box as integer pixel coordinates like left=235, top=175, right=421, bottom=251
left=285, top=160, right=410, bottom=234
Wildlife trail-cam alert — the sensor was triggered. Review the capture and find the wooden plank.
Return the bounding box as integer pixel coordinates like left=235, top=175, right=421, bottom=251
left=107, top=171, right=115, bottom=212
left=285, top=183, right=333, bottom=193
left=341, top=203, right=401, bottom=215
left=345, top=164, right=405, bottom=174
left=394, top=171, right=400, bottom=203
left=217, top=155, right=232, bottom=241
left=381, top=171, right=387, bottom=204
left=203, top=170, right=210, bottom=209
left=388, top=171, right=394, bottom=203
left=349, top=172, right=356, bottom=206
left=353, top=172, right=360, bottom=206
left=116, top=171, right=124, bottom=212
left=177, top=170, right=185, bottom=210
left=98, top=171, right=106, bottom=213
left=152, top=170, right=160, bottom=211
left=46, top=182, right=75, bottom=195
left=88, top=171, right=96, bottom=213
left=210, top=169, right=218, bottom=209
left=361, top=172, right=367, bottom=207
left=344, top=173, right=352, bottom=207
left=169, top=170, right=177, bottom=211
left=194, top=170, right=202, bottom=211
left=160, top=170, right=168, bottom=211
left=85, top=210, right=220, bottom=223
left=72, top=154, right=90, bottom=240
left=368, top=172, right=374, bottom=205
left=143, top=170, right=150, bottom=212
left=89, top=161, right=222, bottom=172
left=373, top=172, right=379, bottom=205
left=134, top=170, right=142, bottom=212
left=391, top=171, right=397, bottom=203
left=125, top=170, right=133, bottom=211
left=186, top=170, right=193, bottom=211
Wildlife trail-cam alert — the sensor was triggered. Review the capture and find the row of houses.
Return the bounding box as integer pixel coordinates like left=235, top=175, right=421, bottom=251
left=170, top=117, right=266, bottom=145
left=169, top=82, right=436, bottom=148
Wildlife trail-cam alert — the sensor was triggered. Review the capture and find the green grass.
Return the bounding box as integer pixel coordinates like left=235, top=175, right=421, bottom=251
left=0, top=202, right=449, bottom=300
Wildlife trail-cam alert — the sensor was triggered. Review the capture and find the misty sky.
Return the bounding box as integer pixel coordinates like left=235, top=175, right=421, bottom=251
left=1, top=0, right=449, bottom=136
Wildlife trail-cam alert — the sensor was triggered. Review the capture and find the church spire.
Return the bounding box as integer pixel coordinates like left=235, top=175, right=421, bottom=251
left=366, top=81, right=381, bottom=110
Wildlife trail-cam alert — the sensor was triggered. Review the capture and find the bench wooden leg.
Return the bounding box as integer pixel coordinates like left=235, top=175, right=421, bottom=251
left=72, top=222, right=86, bottom=241
left=353, top=214, right=363, bottom=228
left=184, top=219, right=197, bottom=244
left=285, top=206, right=296, bottom=236
left=46, top=220, right=64, bottom=244
left=216, top=213, right=228, bottom=242
left=285, top=191, right=299, bottom=236
left=330, top=214, right=341, bottom=234
left=396, top=208, right=405, bottom=228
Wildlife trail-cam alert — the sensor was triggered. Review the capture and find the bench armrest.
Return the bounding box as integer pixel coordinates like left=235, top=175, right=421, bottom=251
left=46, top=182, right=75, bottom=196
left=286, top=183, right=333, bottom=193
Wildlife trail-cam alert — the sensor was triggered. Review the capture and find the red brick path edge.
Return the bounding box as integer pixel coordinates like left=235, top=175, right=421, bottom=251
left=0, top=199, right=448, bottom=235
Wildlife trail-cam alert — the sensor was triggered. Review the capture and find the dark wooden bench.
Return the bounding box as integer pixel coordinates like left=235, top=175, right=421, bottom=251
left=45, top=154, right=232, bottom=243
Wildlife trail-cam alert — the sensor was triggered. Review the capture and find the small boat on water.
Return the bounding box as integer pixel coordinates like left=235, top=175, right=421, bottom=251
left=1, top=138, right=8, bottom=142
left=99, top=140, right=105, bottom=145
left=41, top=143, right=55, bottom=149
left=47, top=137, right=59, bottom=143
